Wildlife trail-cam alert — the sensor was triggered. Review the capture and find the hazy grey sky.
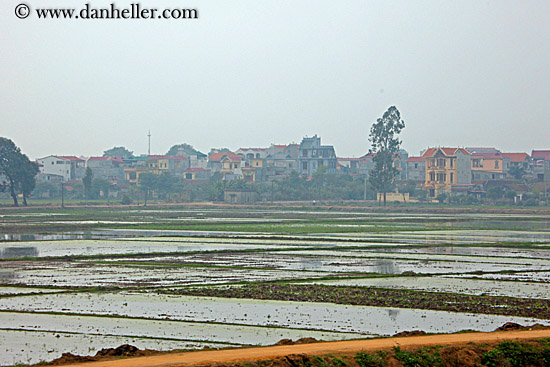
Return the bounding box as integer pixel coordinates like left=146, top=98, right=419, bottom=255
left=1, top=0, right=549, bottom=159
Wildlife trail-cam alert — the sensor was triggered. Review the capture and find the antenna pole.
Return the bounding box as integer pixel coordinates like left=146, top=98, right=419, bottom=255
left=148, top=130, right=151, bottom=155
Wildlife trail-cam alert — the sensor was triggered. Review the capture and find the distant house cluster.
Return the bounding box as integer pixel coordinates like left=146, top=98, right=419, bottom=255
left=33, top=135, right=550, bottom=201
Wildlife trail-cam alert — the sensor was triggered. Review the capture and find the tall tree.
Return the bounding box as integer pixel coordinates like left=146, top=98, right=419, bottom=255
left=368, top=106, right=405, bottom=206
left=82, top=167, right=94, bottom=202
left=0, top=137, right=38, bottom=206
left=103, top=146, right=133, bottom=159
left=209, top=148, right=232, bottom=155
left=138, top=172, right=158, bottom=206
left=166, top=143, right=196, bottom=156
left=20, top=159, right=39, bottom=206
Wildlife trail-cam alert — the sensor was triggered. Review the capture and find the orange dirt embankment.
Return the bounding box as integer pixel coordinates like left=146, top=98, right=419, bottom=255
left=59, top=328, right=550, bottom=367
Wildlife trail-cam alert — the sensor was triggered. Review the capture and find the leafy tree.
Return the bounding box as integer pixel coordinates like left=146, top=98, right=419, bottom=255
left=368, top=106, right=405, bottom=206
left=487, top=186, right=504, bottom=200
left=156, top=172, right=179, bottom=198
left=83, top=167, right=94, bottom=202
left=138, top=172, right=158, bottom=206
left=0, top=137, right=38, bottom=206
left=103, top=146, right=133, bottom=159
left=92, top=178, right=111, bottom=199
left=20, top=160, right=39, bottom=206
left=209, top=148, right=232, bottom=155
left=508, top=166, right=525, bottom=180
left=166, top=143, right=198, bottom=156
left=436, top=192, right=448, bottom=203
left=504, top=190, right=517, bottom=201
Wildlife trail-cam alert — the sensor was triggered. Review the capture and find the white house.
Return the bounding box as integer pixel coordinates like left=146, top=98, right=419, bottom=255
left=36, top=155, right=85, bottom=181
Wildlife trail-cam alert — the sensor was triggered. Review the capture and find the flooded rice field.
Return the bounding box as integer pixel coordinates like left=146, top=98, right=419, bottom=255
left=302, top=276, right=550, bottom=299
left=0, top=292, right=544, bottom=336
left=0, top=206, right=549, bottom=365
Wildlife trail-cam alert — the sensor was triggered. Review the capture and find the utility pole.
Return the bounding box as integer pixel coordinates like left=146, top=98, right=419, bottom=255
left=363, top=175, right=367, bottom=201
left=61, top=182, right=64, bottom=208
left=148, top=130, right=151, bottom=156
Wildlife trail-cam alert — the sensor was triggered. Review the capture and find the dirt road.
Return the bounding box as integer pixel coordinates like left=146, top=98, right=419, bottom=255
left=62, top=329, right=550, bottom=367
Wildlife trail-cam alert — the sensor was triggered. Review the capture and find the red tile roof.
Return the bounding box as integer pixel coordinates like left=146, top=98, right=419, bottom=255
left=471, top=152, right=504, bottom=159
left=502, top=153, right=529, bottom=163
left=338, top=158, right=359, bottom=162
left=88, top=156, right=124, bottom=163
left=532, top=150, right=550, bottom=160
left=57, top=156, right=84, bottom=161
left=209, top=153, right=242, bottom=162
left=422, top=147, right=470, bottom=157
left=238, top=148, right=266, bottom=152
left=147, top=155, right=186, bottom=160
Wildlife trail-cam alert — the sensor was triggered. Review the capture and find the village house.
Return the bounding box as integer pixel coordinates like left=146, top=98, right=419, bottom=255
left=406, top=156, right=426, bottom=182
left=183, top=167, right=210, bottom=181
left=207, top=152, right=242, bottom=173
left=532, top=150, right=550, bottom=182
left=337, top=158, right=360, bottom=174
left=422, top=147, right=472, bottom=198
left=235, top=148, right=268, bottom=163
left=298, top=135, right=337, bottom=175
left=470, top=151, right=510, bottom=181
left=146, top=155, right=188, bottom=177
left=85, top=156, right=125, bottom=181
left=176, top=147, right=208, bottom=169
left=36, top=155, right=85, bottom=182
left=502, top=153, right=531, bottom=170
left=262, top=144, right=299, bottom=179
left=223, top=189, right=258, bottom=204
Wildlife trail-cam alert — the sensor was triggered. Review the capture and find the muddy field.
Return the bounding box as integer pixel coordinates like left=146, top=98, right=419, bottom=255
left=0, top=205, right=549, bottom=366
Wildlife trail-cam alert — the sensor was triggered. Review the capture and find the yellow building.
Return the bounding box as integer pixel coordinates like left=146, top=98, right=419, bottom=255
left=422, top=147, right=471, bottom=198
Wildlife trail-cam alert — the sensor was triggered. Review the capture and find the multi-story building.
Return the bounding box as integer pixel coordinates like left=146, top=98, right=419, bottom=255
left=146, top=155, right=188, bottom=177
left=337, top=158, right=360, bottom=174
left=532, top=150, right=550, bottom=182
left=470, top=152, right=510, bottom=181
left=208, top=152, right=242, bottom=173
left=406, top=157, right=426, bottom=182
left=502, top=153, right=531, bottom=170
left=263, top=144, right=299, bottom=178
left=85, top=156, right=125, bottom=181
left=36, top=155, right=85, bottom=181
left=422, top=147, right=471, bottom=198
left=298, top=135, right=337, bottom=175
left=235, top=148, right=268, bottom=163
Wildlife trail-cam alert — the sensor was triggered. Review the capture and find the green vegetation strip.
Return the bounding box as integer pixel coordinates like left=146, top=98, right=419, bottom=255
left=163, top=284, right=550, bottom=319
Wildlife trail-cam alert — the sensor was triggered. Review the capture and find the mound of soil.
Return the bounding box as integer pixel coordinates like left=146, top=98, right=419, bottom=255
left=275, top=338, right=319, bottom=345
left=496, top=322, right=550, bottom=331
left=393, top=330, right=427, bottom=337
left=49, top=344, right=157, bottom=365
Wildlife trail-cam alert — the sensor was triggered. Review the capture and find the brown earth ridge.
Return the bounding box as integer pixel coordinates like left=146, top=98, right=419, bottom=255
left=51, top=324, right=550, bottom=367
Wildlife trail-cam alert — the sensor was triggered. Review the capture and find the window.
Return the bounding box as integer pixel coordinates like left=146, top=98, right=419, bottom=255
left=414, top=163, right=418, bottom=169
left=437, top=158, right=445, bottom=167
left=302, top=150, right=308, bottom=157
left=450, top=159, right=454, bottom=168
left=430, top=172, right=435, bottom=181
left=495, top=161, right=499, bottom=169
left=450, top=173, right=454, bottom=183
left=303, top=162, right=308, bottom=170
